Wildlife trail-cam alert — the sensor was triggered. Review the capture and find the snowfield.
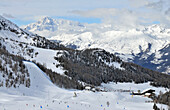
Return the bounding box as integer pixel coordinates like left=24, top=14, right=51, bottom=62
left=27, top=47, right=66, bottom=75
left=0, top=61, right=168, bottom=110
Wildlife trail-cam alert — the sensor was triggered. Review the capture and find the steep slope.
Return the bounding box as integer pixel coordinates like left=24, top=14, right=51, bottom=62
left=0, top=47, right=30, bottom=88
left=0, top=15, right=83, bottom=89
left=0, top=16, right=34, bottom=43
left=24, top=17, right=170, bottom=74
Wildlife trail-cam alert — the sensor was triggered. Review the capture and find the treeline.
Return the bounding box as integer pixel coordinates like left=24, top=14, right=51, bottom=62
left=29, top=34, right=170, bottom=88
left=0, top=43, right=30, bottom=88
left=32, top=60, right=83, bottom=90
left=0, top=39, right=84, bottom=90
left=122, top=62, right=170, bottom=88
left=55, top=48, right=170, bottom=88
left=31, top=35, right=68, bottom=50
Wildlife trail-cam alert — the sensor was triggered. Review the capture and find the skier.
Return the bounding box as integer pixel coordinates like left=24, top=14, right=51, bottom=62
left=107, top=101, right=110, bottom=107
left=73, top=92, right=77, bottom=97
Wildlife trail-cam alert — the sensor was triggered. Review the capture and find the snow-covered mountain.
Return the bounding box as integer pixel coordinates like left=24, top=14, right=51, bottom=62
left=24, top=17, right=170, bottom=74
left=23, top=16, right=85, bottom=38
left=1, top=15, right=169, bottom=88
left=0, top=15, right=170, bottom=110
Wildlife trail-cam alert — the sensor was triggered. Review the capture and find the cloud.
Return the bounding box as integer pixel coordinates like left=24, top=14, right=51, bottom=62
left=72, top=8, right=152, bottom=29
left=165, top=8, right=170, bottom=15
left=146, top=0, right=164, bottom=11
left=128, top=0, right=149, bottom=8
left=71, top=0, right=170, bottom=29
left=72, top=8, right=117, bottom=18
left=146, top=0, right=170, bottom=13
left=21, top=15, right=48, bottom=21
left=2, top=13, right=15, bottom=18
left=0, top=0, right=170, bottom=28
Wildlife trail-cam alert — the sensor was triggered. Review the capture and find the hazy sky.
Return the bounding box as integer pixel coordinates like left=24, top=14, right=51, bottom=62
left=0, top=0, right=170, bottom=28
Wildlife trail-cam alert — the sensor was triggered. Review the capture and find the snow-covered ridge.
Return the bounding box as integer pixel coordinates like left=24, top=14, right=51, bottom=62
left=0, top=15, right=19, bottom=30
left=24, top=17, right=170, bottom=55
left=24, top=16, right=170, bottom=74
left=51, top=26, right=170, bottom=54
left=0, top=15, right=35, bottom=44
left=0, top=15, right=33, bottom=36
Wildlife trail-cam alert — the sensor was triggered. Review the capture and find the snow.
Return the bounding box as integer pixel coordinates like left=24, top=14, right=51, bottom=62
left=164, top=67, right=170, bottom=74
left=157, top=104, right=169, bottom=110
left=28, top=46, right=66, bottom=75
left=98, top=56, right=125, bottom=70
left=164, top=53, right=168, bottom=55
left=0, top=37, right=65, bottom=75
left=23, top=17, right=170, bottom=71
left=106, top=62, right=124, bottom=70
left=1, top=15, right=169, bottom=110
left=0, top=55, right=27, bottom=88
left=141, top=88, right=154, bottom=93
left=101, top=82, right=168, bottom=96
left=23, top=16, right=85, bottom=38
left=24, top=17, right=170, bottom=56
left=0, top=15, right=33, bottom=44
left=0, top=61, right=168, bottom=110
left=0, top=30, right=32, bottom=43
left=151, top=51, right=164, bottom=64
left=0, top=15, right=19, bottom=30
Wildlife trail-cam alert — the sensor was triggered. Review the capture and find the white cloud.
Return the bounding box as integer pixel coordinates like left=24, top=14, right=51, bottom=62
left=0, top=0, right=170, bottom=28
left=165, top=8, right=170, bottom=15
left=146, top=0, right=170, bottom=13
left=72, top=8, right=117, bottom=18
left=128, top=0, right=149, bottom=8
left=21, top=15, right=48, bottom=21
left=146, top=0, right=164, bottom=11
left=71, top=0, right=170, bottom=29
left=2, top=13, right=15, bottom=18
left=72, top=8, right=149, bottom=29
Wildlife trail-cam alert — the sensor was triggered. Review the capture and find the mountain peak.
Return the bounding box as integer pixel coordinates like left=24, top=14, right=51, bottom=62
left=38, top=16, right=55, bottom=25
left=144, top=24, right=166, bottom=32
left=24, top=16, right=85, bottom=35
left=0, top=15, right=20, bottom=31
left=41, top=16, right=52, bottom=20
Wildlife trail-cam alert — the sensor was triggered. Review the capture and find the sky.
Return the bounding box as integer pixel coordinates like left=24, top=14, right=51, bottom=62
left=0, top=0, right=170, bottom=28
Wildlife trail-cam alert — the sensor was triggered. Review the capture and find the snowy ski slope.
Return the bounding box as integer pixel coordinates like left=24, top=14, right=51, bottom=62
left=0, top=61, right=168, bottom=110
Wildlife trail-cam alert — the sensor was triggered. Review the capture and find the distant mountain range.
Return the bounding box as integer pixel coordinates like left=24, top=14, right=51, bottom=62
left=23, top=16, right=170, bottom=74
